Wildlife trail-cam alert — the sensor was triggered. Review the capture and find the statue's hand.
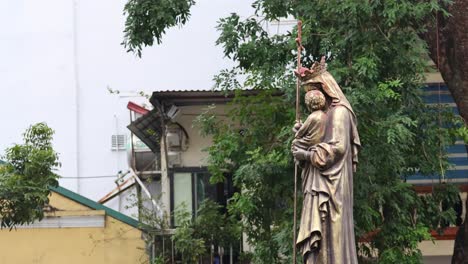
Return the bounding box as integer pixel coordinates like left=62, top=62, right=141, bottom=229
left=292, top=121, right=302, bottom=134
left=292, top=147, right=309, bottom=161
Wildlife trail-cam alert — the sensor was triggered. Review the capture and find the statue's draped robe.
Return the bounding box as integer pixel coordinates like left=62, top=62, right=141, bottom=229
left=296, top=104, right=360, bottom=264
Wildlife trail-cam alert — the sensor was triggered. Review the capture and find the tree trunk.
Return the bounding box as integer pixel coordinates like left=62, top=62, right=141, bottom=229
left=422, top=1, right=468, bottom=263
left=451, top=197, right=468, bottom=264
left=423, top=0, right=468, bottom=124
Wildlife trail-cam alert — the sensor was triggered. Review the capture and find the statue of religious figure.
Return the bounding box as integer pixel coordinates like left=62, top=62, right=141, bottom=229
left=292, top=58, right=361, bottom=264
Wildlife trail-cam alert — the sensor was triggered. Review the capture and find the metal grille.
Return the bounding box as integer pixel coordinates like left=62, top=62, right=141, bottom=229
left=111, top=135, right=126, bottom=151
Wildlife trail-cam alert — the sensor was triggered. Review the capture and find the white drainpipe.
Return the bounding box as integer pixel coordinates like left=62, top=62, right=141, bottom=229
left=72, top=0, right=81, bottom=194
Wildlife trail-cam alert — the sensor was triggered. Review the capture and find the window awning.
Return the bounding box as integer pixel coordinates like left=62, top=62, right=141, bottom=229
left=127, top=109, right=163, bottom=153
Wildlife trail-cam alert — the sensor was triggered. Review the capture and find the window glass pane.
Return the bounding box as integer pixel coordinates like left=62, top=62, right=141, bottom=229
left=195, top=172, right=217, bottom=212
left=173, top=172, right=192, bottom=225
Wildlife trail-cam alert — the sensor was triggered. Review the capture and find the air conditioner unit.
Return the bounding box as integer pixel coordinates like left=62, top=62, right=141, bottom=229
left=167, top=151, right=181, bottom=167
left=165, top=123, right=189, bottom=151
left=166, top=129, right=181, bottom=149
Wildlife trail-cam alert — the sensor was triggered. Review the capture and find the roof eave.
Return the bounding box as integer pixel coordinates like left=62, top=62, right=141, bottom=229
left=149, top=90, right=282, bottom=107
left=50, top=186, right=141, bottom=229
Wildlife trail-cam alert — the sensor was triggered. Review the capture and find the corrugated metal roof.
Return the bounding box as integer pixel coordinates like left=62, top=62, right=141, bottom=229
left=151, top=86, right=257, bottom=93
left=407, top=84, right=468, bottom=185
left=50, top=186, right=141, bottom=228
left=152, top=88, right=218, bottom=93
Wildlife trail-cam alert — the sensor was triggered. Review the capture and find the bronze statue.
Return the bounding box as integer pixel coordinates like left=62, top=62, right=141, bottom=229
left=292, top=58, right=361, bottom=264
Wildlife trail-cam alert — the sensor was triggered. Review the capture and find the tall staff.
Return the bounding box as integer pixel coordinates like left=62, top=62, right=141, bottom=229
left=293, top=20, right=303, bottom=264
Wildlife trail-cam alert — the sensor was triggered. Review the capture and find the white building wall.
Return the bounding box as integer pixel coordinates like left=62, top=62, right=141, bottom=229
left=0, top=0, right=254, bottom=204
left=0, top=0, right=78, bottom=191
left=173, top=105, right=231, bottom=168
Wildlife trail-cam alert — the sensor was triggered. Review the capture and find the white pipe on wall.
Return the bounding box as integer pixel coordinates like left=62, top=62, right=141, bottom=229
left=72, top=0, right=81, bottom=194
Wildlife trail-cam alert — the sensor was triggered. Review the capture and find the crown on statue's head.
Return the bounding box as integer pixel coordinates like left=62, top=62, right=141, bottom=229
left=294, top=56, right=327, bottom=85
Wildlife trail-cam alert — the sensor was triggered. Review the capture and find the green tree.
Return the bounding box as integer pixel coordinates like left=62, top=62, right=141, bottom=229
left=193, top=199, right=240, bottom=250
left=172, top=203, right=206, bottom=264
left=123, top=1, right=465, bottom=263
left=0, top=123, right=60, bottom=228
left=122, top=0, right=195, bottom=57
left=171, top=200, right=240, bottom=263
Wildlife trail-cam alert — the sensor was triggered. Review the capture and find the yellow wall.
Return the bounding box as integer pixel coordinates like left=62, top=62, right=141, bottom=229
left=0, top=192, right=149, bottom=264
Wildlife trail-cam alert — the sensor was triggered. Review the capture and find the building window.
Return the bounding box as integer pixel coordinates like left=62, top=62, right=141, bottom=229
left=172, top=172, right=193, bottom=226
left=170, top=169, right=234, bottom=226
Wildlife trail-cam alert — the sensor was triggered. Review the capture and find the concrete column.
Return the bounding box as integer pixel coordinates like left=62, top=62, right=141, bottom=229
left=160, top=133, right=171, bottom=225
